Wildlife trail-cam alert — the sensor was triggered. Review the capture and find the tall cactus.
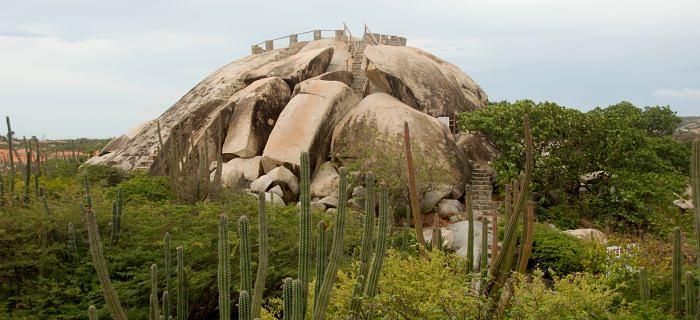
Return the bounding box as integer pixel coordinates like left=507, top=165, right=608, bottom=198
left=639, top=267, right=650, bottom=304
left=431, top=214, right=441, bottom=251
left=298, top=152, right=312, bottom=316
left=151, top=263, right=160, bottom=319
left=315, top=221, right=328, bottom=301
left=292, top=279, right=303, bottom=320
left=110, top=188, right=123, bottom=245
left=487, top=115, right=534, bottom=300
left=481, top=216, right=489, bottom=275
left=83, top=186, right=128, bottom=320
left=164, top=232, right=172, bottom=298
left=177, top=246, right=187, bottom=320
left=238, top=216, right=252, bottom=296
left=466, top=184, right=474, bottom=272
left=686, top=271, right=696, bottom=317
left=363, top=183, right=391, bottom=319
left=491, top=211, right=499, bottom=269
left=517, top=202, right=535, bottom=273
left=691, top=140, right=700, bottom=268
left=252, top=191, right=269, bottom=319
left=88, top=306, right=98, bottom=320
left=312, top=167, right=349, bottom=320
left=672, top=227, right=682, bottom=318
left=239, top=290, right=251, bottom=320
left=162, top=291, right=171, bottom=320
left=403, top=122, right=427, bottom=254
left=282, top=278, right=293, bottom=320
left=218, top=214, right=232, bottom=320
left=23, top=138, right=31, bottom=204
left=6, top=116, right=15, bottom=196
left=349, top=173, right=376, bottom=316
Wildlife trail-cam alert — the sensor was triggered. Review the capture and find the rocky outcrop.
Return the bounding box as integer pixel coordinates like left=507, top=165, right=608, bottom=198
left=331, top=93, right=469, bottom=193
left=222, top=156, right=262, bottom=182
left=364, top=45, right=487, bottom=118
left=292, top=71, right=353, bottom=96
left=262, top=80, right=359, bottom=173
left=243, top=47, right=335, bottom=88
left=309, top=161, right=339, bottom=198
left=455, top=133, right=499, bottom=165
left=299, top=39, right=351, bottom=73
left=211, top=164, right=245, bottom=189
left=221, top=78, right=291, bottom=158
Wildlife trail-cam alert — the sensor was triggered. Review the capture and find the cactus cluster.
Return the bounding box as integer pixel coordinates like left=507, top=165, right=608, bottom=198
left=349, top=173, right=376, bottom=316
left=362, top=184, right=391, bottom=319
left=252, top=191, right=269, bottom=319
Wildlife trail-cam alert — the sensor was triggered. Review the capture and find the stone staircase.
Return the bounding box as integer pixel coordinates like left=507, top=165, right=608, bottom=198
left=470, top=164, right=495, bottom=221
left=350, top=40, right=368, bottom=95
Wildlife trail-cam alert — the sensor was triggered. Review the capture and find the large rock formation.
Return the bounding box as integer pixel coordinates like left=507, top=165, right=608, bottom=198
left=331, top=93, right=469, bottom=190
left=364, top=45, right=488, bottom=118
left=89, top=29, right=490, bottom=208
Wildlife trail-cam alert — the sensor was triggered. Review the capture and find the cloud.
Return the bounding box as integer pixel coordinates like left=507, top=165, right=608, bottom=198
left=0, top=27, right=50, bottom=38
left=652, top=88, right=700, bottom=101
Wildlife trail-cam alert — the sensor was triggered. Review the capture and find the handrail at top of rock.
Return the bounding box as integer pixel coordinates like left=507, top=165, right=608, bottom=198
left=250, top=24, right=407, bottom=54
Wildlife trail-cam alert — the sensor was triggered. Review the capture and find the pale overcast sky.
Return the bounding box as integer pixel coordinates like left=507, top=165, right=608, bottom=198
left=1, top=0, right=699, bottom=139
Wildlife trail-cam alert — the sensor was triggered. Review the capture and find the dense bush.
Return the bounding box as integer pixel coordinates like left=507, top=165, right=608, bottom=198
left=529, top=224, right=606, bottom=276
left=459, top=100, right=690, bottom=232
left=107, top=173, right=172, bottom=203
left=77, top=164, right=130, bottom=187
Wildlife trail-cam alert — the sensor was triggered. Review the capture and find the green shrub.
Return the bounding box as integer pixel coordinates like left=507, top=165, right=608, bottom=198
left=108, top=174, right=172, bottom=203
left=77, top=164, right=129, bottom=187
left=530, top=224, right=606, bottom=276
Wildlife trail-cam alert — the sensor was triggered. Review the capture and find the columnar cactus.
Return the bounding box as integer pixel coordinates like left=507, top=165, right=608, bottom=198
left=292, top=279, right=303, bottom=320
left=312, top=167, right=349, bottom=320
left=238, top=216, right=252, bottom=296
left=83, top=189, right=128, bottom=320
left=363, top=184, right=391, bottom=319
left=315, top=221, right=328, bottom=301
left=299, top=152, right=312, bottom=316
left=491, top=212, right=499, bottom=268
left=639, top=267, right=650, bottom=304
left=252, top=191, right=269, bottom=319
left=349, top=173, right=376, bottom=315
left=88, top=306, right=98, bottom=320
left=431, top=214, right=441, bottom=251
left=23, top=139, right=31, bottom=204
left=691, top=140, right=700, bottom=268
left=403, top=122, right=426, bottom=254
left=177, top=246, right=187, bottom=320
left=151, top=263, right=160, bottom=319
left=672, top=227, right=682, bottom=317
left=465, top=184, right=474, bottom=272
left=5, top=116, right=15, bottom=196
left=150, top=293, right=159, bottom=320
left=686, top=271, right=696, bottom=317
left=164, top=232, right=172, bottom=298
left=517, top=202, right=535, bottom=273
left=218, top=214, right=232, bottom=320
left=282, top=278, right=293, bottom=320
left=481, top=216, right=489, bottom=275
left=162, top=291, right=171, bottom=320
left=239, top=290, right=251, bottom=320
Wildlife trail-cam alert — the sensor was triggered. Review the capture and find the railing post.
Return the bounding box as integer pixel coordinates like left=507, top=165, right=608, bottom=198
left=264, top=40, right=274, bottom=51
left=399, top=37, right=407, bottom=46
left=289, top=34, right=298, bottom=46
left=335, top=30, right=345, bottom=41
left=313, top=30, right=321, bottom=40
left=251, top=45, right=263, bottom=54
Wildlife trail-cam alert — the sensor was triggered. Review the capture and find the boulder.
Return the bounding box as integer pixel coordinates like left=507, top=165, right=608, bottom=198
left=348, top=198, right=363, bottom=211
left=364, top=45, right=487, bottom=118
left=331, top=93, right=469, bottom=200
left=352, top=186, right=366, bottom=198
left=247, top=191, right=285, bottom=206
left=269, top=185, right=284, bottom=198
left=266, top=166, right=300, bottom=195
left=243, top=47, right=334, bottom=87
left=292, top=71, right=353, bottom=96
left=319, top=196, right=339, bottom=208
left=422, top=185, right=456, bottom=213
left=563, top=228, right=607, bottom=244
left=454, top=133, right=499, bottom=165
left=262, top=80, right=359, bottom=173
left=211, top=165, right=245, bottom=189
left=299, top=39, right=351, bottom=73
left=221, top=157, right=262, bottom=181
left=448, top=220, right=489, bottom=269
left=674, top=199, right=694, bottom=210
left=311, top=201, right=327, bottom=212
left=250, top=175, right=273, bottom=193
left=221, top=78, right=291, bottom=158
left=87, top=47, right=298, bottom=171
left=326, top=208, right=338, bottom=214
left=423, top=227, right=454, bottom=250
left=437, top=199, right=465, bottom=219
left=310, top=161, right=340, bottom=198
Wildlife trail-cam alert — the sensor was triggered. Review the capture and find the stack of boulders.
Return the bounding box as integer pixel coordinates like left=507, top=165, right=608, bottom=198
left=87, top=33, right=490, bottom=213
